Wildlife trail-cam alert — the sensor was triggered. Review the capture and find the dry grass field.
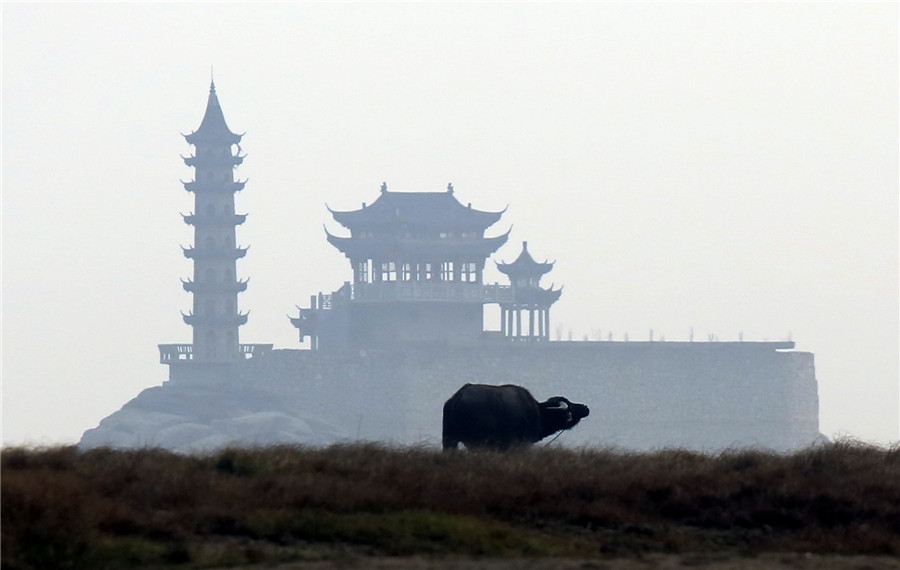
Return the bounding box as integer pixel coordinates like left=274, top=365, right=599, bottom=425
left=241, top=552, right=900, bottom=569
left=3, top=440, right=899, bottom=569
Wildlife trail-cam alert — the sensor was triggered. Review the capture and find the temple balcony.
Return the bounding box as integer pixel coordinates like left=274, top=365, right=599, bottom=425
left=182, top=180, right=246, bottom=193
left=182, top=213, right=247, bottom=226
left=182, top=246, right=248, bottom=260
left=181, top=312, right=249, bottom=327
left=300, top=281, right=514, bottom=311
left=158, top=343, right=273, bottom=364
left=181, top=278, right=248, bottom=294
left=355, top=281, right=515, bottom=303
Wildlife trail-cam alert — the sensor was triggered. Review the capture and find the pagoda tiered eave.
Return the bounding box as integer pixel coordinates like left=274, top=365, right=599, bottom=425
left=181, top=213, right=247, bottom=226
left=181, top=278, right=249, bottom=294
left=181, top=246, right=249, bottom=260
left=182, top=312, right=249, bottom=327
left=183, top=180, right=246, bottom=193
left=184, top=130, right=243, bottom=145
left=182, top=153, right=244, bottom=168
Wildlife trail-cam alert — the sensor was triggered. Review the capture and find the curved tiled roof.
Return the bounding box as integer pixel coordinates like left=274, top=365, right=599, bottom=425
left=328, top=187, right=505, bottom=231
left=512, top=286, right=563, bottom=306
left=496, top=241, right=555, bottom=277
left=325, top=227, right=510, bottom=260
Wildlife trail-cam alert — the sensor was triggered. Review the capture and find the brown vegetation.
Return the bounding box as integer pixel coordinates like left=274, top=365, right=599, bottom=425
left=2, top=440, right=899, bottom=569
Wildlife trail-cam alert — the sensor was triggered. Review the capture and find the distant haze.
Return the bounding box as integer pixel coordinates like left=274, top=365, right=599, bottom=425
left=2, top=3, right=897, bottom=446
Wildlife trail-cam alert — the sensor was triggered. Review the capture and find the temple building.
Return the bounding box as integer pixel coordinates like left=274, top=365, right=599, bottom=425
left=159, top=82, right=271, bottom=364
left=497, top=241, right=562, bottom=341
left=85, top=81, right=820, bottom=453
left=292, top=183, right=562, bottom=349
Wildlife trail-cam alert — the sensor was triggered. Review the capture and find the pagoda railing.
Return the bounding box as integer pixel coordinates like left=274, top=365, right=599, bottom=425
left=158, top=343, right=274, bottom=364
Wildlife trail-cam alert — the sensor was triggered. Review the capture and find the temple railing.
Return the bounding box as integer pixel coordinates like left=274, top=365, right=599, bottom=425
left=158, top=343, right=274, bottom=364
left=311, top=282, right=514, bottom=307
left=360, top=281, right=515, bottom=303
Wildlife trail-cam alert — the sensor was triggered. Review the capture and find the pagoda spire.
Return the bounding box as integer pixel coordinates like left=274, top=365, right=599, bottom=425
left=178, top=81, right=249, bottom=362
left=185, top=77, right=242, bottom=145
left=158, top=79, right=272, bottom=367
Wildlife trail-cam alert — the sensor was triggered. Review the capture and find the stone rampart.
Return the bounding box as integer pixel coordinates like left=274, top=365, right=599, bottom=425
left=82, top=341, right=821, bottom=452
left=226, top=341, right=820, bottom=450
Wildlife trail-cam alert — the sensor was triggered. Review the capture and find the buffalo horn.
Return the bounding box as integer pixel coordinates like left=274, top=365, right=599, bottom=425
left=548, top=401, right=568, bottom=411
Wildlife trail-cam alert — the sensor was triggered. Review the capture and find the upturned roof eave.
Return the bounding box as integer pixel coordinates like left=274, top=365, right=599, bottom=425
left=324, top=228, right=510, bottom=259
left=512, top=287, right=563, bottom=306
left=496, top=261, right=555, bottom=277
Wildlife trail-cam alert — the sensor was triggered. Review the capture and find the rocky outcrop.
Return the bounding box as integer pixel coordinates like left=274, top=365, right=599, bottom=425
left=80, top=379, right=347, bottom=453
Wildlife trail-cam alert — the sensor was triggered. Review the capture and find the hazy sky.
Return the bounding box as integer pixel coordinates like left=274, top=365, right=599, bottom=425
left=3, top=3, right=897, bottom=447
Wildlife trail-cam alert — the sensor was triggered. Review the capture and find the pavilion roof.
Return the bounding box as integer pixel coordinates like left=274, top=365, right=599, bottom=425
left=513, top=286, right=563, bottom=306
left=496, top=241, right=555, bottom=277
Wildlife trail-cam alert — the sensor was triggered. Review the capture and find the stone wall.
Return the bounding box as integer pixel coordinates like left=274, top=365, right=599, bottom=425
left=229, top=341, right=820, bottom=450
left=82, top=341, right=821, bottom=452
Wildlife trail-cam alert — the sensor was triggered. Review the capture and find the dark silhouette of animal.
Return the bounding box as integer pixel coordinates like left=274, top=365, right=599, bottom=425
left=442, top=383, right=590, bottom=450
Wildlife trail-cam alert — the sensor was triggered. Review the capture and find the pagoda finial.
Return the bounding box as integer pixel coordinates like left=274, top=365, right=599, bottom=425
left=381, top=182, right=388, bottom=193
left=210, top=65, right=215, bottom=93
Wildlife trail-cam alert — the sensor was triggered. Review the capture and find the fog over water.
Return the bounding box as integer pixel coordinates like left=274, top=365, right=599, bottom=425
left=2, top=3, right=897, bottom=446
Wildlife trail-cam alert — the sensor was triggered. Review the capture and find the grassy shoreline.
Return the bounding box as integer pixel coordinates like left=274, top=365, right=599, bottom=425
left=3, top=441, right=898, bottom=569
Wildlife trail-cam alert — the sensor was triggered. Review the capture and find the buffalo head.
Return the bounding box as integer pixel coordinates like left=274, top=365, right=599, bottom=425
left=538, top=396, right=590, bottom=438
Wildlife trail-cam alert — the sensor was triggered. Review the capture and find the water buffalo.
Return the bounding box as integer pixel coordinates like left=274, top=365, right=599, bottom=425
left=442, top=383, right=590, bottom=450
